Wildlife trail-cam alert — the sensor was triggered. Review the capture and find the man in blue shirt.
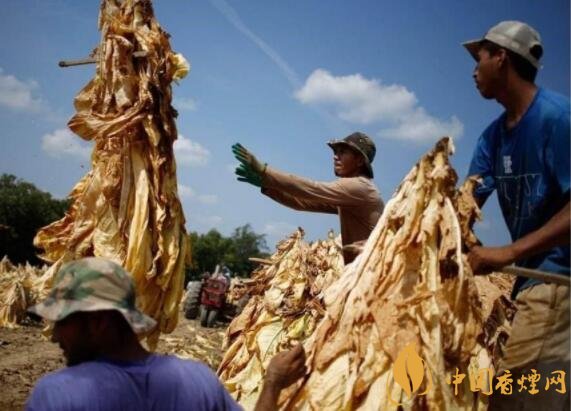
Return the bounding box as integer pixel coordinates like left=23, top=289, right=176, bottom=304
left=464, top=21, right=570, bottom=410
left=25, top=258, right=306, bottom=411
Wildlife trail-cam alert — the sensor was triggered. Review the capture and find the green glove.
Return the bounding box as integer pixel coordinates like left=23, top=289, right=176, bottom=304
left=235, top=163, right=263, bottom=188
left=232, top=143, right=267, bottom=175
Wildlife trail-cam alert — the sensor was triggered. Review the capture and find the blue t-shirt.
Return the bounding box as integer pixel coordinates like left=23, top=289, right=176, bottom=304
left=468, top=88, right=570, bottom=297
left=25, top=354, right=242, bottom=411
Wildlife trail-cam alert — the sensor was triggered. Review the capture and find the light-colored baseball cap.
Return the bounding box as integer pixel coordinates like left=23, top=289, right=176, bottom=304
left=28, top=257, right=156, bottom=334
left=463, top=21, right=542, bottom=69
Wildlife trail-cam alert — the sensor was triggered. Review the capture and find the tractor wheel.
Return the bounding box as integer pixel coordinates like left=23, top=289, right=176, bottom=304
left=200, top=305, right=208, bottom=327
left=184, top=281, right=202, bottom=319
left=206, top=309, right=218, bottom=328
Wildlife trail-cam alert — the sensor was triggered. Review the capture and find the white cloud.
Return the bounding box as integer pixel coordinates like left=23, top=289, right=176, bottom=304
left=263, top=221, right=297, bottom=238
left=295, top=69, right=417, bottom=124
left=378, top=108, right=464, bottom=143
left=42, top=128, right=92, bottom=159
left=174, top=97, right=197, bottom=111
left=295, top=69, right=463, bottom=143
left=178, top=183, right=218, bottom=204
left=178, top=184, right=196, bottom=198
left=205, top=215, right=223, bottom=225
left=174, top=135, right=211, bottom=167
left=198, top=194, right=219, bottom=204
left=0, top=68, right=44, bottom=112
left=188, top=213, right=223, bottom=228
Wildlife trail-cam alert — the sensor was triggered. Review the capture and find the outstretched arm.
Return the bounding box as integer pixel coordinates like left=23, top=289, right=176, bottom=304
left=232, top=143, right=375, bottom=208
left=262, top=187, right=338, bottom=214
left=262, top=166, right=372, bottom=207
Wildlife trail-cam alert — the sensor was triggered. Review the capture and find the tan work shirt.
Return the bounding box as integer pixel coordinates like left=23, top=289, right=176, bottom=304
left=261, top=166, right=384, bottom=263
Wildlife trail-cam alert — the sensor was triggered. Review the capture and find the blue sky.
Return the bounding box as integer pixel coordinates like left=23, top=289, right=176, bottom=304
left=0, top=0, right=569, bottom=250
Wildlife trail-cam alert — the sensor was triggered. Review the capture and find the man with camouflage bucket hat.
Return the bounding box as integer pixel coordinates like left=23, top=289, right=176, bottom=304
left=28, top=257, right=156, bottom=337
left=233, top=132, right=384, bottom=263
left=26, top=258, right=307, bottom=411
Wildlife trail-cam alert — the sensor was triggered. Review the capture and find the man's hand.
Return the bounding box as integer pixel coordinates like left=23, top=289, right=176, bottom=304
left=254, top=345, right=307, bottom=411
left=235, top=164, right=263, bottom=187
left=265, top=344, right=307, bottom=390
left=468, top=245, right=517, bottom=274
left=232, top=143, right=266, bottom=175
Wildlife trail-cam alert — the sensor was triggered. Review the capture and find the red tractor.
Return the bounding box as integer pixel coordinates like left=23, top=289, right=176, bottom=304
left=198, top=277, right=228, bottom=327
left=184, top=274, right=250, bottom=328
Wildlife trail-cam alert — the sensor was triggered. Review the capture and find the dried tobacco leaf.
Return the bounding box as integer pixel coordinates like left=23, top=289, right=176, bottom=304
left=218, top=229, right=343, bottom=409
left=282, top=138, right=515, bottom=411
left=0, top=257, right=45, bottom=328
left=32, top=0, right=189, bottom=349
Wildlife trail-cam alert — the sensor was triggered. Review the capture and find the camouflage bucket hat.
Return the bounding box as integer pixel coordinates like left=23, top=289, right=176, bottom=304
left=28, top=257, right=156, bottom=334
left=328, top=132, right=376, bottom=178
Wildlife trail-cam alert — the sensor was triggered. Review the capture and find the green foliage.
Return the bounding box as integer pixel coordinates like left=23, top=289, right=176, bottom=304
left=0, top=174, right=70, bottom=265
left=0, top=174, right=269, bottom=278
left=186, top=224, right=268, bottom=281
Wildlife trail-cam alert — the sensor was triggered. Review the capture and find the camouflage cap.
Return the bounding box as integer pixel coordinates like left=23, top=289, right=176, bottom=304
left=28, top=258, right=156, bottom=334
left=328, top=132, right=376, bottom=178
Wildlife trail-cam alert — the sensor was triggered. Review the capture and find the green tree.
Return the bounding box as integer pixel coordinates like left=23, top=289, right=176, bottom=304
left=0, top=174, right=70, bottom=265
left=224, top=224, right=268, bottom=277
left=189, top=229, right=232, bottom=277
left=186, top=224, right=269, bottom=281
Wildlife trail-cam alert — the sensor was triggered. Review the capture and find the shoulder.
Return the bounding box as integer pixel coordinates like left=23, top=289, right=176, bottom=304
left=32, top=362, right=107, bottom=387
left=535, top=89, right=570, bottom=144
left=149, top=354, right=209, bottom=375
left=148, top=356, right=240, bottom=409
left=149, top=355, right=222, bottom=387
left=26, top=364, right=105, bottom=410
left=342, top=176, right=381, bottom=199
left=536, top=88, right=570, bottom=118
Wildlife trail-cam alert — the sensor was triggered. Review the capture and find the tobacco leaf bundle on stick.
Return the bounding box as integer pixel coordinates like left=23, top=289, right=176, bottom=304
left=218, top=229, right=343, bottom=410
left=33, top=0, right=190, bottom=348
left=282, top=138, right=514, bottom=411
left=0, top=257, right=45, bottom=328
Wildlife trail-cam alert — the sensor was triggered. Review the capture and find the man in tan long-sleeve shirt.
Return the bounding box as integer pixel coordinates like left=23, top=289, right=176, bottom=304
left=232, top=132, right=384, bottom=263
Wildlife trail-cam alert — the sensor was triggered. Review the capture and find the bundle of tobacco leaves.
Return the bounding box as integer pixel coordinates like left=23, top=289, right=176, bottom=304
left=218, top=229, right=344, bottom=410
left=33, top=0, right=190, bottom=348
left=281, top=138, right=514, bottom=410
left=0, top=257, right=45, bottom=328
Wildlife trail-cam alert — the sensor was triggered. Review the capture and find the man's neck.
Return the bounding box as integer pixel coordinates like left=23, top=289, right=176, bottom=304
left=496, top=78, right=538, bottom=130
left=98, top=333, right=150, bottom=363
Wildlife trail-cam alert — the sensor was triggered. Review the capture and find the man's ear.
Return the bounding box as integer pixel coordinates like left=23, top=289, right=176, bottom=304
left=496, top=48, right=507, bottom=68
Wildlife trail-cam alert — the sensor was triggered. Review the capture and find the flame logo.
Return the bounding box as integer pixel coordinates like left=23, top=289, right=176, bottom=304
left=389, top=342, right=433, bottom=404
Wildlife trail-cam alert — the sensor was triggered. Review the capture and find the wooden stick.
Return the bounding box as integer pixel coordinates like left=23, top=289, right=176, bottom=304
left=501, top=265, right=570, bottom=287
left=248, top=257, right=272, bottom=265
left=59, top=50, right=148, bottom=67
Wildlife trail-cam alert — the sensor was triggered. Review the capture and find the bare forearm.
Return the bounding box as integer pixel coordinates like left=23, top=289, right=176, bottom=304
left=254, top=380, right=281, bottom=411
left=511, top=201, right=570, bottom=261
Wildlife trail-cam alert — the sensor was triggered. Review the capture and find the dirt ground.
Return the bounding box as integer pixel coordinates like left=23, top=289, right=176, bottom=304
left=0, top=313, right=227, bottom=410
